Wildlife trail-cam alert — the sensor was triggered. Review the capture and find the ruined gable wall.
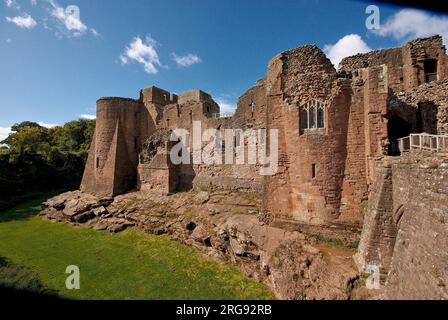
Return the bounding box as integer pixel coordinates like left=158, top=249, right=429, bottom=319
left=265, top=46, right=356, bottom=224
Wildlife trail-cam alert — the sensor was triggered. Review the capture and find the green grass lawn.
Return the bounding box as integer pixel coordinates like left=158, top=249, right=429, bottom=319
left=0, top=195, right=274, bottom=300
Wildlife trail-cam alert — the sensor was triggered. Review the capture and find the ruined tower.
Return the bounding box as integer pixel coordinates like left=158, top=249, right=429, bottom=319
left=80, top=35, right=448, bottom=229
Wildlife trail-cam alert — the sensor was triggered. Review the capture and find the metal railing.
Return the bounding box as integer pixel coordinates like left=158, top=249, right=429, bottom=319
left=398, top=133, right=448, bottom=153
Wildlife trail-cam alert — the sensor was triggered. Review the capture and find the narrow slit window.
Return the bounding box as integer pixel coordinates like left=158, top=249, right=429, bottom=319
left=312, top=164, right=316, bottom=178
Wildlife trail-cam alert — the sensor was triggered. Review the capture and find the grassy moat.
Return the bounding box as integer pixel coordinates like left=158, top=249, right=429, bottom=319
left=0, top=194, right=274, bottom=300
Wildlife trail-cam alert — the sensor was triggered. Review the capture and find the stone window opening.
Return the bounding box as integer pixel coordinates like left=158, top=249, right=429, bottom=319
left=166, top=118, right=170, bottom=128
left=189, top=111, right=193, bottom=124
left=387, top=115, right=412, bottom=156
left=96, top=157, right=100, bottom=169
left=312, top=163, right=316, bottom=179
left=424, top=59, right=437, bottom=83
left=299, top=100, right=325, bottom=132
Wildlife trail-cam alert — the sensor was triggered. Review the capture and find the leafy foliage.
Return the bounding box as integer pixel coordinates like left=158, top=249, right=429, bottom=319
left=0, top=119, right=95, bottom=210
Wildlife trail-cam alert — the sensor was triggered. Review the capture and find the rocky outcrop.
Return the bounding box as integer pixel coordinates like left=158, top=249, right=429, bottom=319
left=41, top=190, right=360, bottom=300
left=41, top=191, right=132, bottom=233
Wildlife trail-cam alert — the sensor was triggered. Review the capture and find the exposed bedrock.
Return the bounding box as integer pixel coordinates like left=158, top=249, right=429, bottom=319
left=41, top=190, right=361, bottom=300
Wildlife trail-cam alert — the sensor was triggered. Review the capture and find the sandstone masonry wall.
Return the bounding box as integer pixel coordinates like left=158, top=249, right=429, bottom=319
left=385, top=153, right=448, bottom=299
left=356, top=153, right=448, bottom=299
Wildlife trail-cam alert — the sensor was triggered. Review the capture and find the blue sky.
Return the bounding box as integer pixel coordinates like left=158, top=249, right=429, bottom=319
left=1, top=0, right=448, bottom=139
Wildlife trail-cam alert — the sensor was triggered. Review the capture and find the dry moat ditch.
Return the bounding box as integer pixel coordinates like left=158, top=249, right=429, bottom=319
left=41, top=189, right=381, bottom=299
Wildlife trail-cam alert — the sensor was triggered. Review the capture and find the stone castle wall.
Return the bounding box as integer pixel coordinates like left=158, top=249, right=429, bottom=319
left=386, top=154, right=448, bottom=299
left=81, top=35, right=448, bottom=230
left=81, top=97, right=150, bottom=196
left=356, top=153, right=448, bottom=299
left=264, top=45, right=356, bottom=225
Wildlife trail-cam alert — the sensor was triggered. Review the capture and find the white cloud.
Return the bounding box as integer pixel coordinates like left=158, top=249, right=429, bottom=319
left=4, top=0, right=20, bottom=9
left=171, top=53, right=202, bottom=67
left=120, top=36, right=162, bottom=74
left=0, top=127, right=12, bottom=142
left=6, top=13, right=37, bottom=29
left=48, top=0, right=88, bottom=37
left=30, top=0, right=37, bottom=5
left=324, top=34, right=372, bottom=68
left=38, top=121, right=59, bottom=128
left=79, top=114, right=96, bottom=120
left=374, top=9, right=448, bottom=45
left=6, top=38, right=12, bottom=43
left=215, top=97, right=237, bottom=115
left=90, top=28, right=101, bottom=38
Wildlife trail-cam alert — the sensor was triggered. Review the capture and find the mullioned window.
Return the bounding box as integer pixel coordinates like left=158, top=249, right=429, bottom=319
left=299, top=100, right=325, bottom=132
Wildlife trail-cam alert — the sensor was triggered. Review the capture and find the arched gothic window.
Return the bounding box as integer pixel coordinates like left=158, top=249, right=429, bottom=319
left=299, top=100, right=325, bottom=131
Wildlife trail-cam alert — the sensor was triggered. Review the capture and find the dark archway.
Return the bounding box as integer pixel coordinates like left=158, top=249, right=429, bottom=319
left=388, top=115, right=412, bottom=156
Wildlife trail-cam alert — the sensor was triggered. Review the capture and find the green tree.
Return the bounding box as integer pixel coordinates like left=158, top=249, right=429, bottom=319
left=0, top=118, right=96, bottom=206
left=48, top=119, right=94, bottom=152
left=6, top=126, right=50, bottom=157
left=81, top=119, right=95, bottom=151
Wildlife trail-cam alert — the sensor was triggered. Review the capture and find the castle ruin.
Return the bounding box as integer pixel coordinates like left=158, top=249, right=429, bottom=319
left=34, top=34, right=448, bottom=299
left=81, top=35, right=448, bottom=226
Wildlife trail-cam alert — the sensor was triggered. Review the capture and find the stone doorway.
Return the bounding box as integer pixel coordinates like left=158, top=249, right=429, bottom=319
left=387, top=115, right=413, bottom=156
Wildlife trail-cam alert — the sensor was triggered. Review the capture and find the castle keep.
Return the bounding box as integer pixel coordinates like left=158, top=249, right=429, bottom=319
left=81, top=35, right=448, bottom=228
